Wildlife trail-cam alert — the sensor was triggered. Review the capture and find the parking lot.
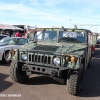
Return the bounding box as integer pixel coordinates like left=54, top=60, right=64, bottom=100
left=0, top=44, right=100, bottom=100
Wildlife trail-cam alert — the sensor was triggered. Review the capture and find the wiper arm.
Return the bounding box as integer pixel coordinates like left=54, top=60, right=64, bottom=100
left=62, top=26, right=75, bottom=37
left=34, top=29, right=45, bottom=42
left=73, top=40, right=82, bottom=43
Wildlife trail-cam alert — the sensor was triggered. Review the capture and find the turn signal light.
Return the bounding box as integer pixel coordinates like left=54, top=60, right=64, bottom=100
left=70, top=56, right=77, bottom=62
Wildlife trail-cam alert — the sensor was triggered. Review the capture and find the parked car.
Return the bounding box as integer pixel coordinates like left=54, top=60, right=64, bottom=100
left=91, top=33, right=97, bottom=54
left=97, top=35, right=100, bottom=44
left=0, top=37, right=29, bottom=63
left=10, top=28, right=94, bottom=96
left=0, top=36, right=10, bottom=45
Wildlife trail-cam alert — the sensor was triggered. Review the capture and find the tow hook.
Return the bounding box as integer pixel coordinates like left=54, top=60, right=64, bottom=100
left=51, top=70, right=58, bottom=77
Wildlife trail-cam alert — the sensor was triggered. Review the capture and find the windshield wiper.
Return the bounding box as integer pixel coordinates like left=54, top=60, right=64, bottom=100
left=62, top=26, right=75, bottom=37
left=73, top=40, right=82, bottom=43
left=34, top=29, right=45, bottom=43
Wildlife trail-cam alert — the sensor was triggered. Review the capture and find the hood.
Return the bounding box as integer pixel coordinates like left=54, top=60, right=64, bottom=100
left=20, top=42, right=86, bottom=55
left=65, top=44, right=86, bottom=55
left=21, top=42, right=74, bottom=52
left=33, top=45, right=60, bottom=52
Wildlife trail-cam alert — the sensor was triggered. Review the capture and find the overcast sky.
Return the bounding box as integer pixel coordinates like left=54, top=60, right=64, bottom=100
left=0, top=0, right=100, bottom=32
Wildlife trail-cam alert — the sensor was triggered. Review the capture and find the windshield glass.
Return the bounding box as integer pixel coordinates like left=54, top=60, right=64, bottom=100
left=8, top=38, right=28, bottom=45
left=59, top=31, right=85, bottom=43
left=0, top=37, right=10, bottom=43
left=35, top=30, right=57, bottom=41
left=0, top=37, right=28, bottom=45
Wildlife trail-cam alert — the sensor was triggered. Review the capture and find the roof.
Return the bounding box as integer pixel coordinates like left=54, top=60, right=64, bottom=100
left=35, top=28, right=91, bottom=32
left=0, top=23, right=23, bottom=30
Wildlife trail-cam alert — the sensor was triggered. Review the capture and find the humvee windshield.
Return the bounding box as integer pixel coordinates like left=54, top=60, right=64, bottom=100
left=35, top=30, right=57, bottom=41
left=35, top=30, right=85, bottom=43
left=59, top=31, right=85, bottom=43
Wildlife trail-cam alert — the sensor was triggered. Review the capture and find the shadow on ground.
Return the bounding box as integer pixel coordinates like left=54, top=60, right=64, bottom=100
left=24, top=45, right=100, bottom=97
left=0, top=61, right=10, bottom=67
left=95, top=44, right=100, bottom=48
left=0, top=73, right=13, bottom=92
left=25, top=75, right=64, bottom=85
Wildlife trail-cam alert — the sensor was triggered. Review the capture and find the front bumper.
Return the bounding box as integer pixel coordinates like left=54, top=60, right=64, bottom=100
left=21, top=61, right=80, bottom=77
left=12, top=49, right=81, bottom=76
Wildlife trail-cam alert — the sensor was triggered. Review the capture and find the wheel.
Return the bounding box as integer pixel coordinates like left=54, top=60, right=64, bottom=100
left=10, top=61, right=29, bottom=83
left=66, top=70, right=82, bottom=95
left=2, top=51, right=11, bottom=63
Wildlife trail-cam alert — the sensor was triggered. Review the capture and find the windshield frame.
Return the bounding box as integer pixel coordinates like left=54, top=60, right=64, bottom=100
left=8, top=38, right=29, bottom=45
left=58, top=31, right=86, bottom=43
left=33, top=28, right=87, bottom=44
left=34, top=29, right=58, bottom=42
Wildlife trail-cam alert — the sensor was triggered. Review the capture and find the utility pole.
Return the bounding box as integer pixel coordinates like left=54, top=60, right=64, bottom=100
left=70, top=19, right=71, bottom=28
left=72, top=24, right=100, bottom=31
left=90, top=26, right=92, bottom=30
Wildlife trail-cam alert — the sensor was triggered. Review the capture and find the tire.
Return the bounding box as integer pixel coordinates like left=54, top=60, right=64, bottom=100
left=2, top=51, right=11, bottom=64
left=10, top=61, right=29, bottom=83
left=66, top=70, right=82, bottom=96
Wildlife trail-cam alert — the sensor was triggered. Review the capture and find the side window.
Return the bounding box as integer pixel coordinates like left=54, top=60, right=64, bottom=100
left=4, top=39, right=10, bottom=43
left=9, top=39, right=16, bottom=44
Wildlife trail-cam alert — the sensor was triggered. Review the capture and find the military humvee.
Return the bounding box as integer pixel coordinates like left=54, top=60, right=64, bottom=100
left=10, top=27, right=93, bottom=95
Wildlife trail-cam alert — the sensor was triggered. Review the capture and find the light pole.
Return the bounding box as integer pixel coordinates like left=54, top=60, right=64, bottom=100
left=90, top=26, right=92, bottom=31
left=70, top=19, right=71, bottom=28
left=96, top=27, right=98, bottom=33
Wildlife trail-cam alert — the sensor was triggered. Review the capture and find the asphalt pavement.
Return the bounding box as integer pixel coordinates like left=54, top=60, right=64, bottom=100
left=0, top=45, right=100, bottom=100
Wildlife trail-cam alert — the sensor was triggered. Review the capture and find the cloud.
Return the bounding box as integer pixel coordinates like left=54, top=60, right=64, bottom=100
left=20, top=0, right=26, bottom=2
left=0, top=0, right=100, bottom=32
left=29, top=0, right=41, bottom=7
left=29, top=0, right=66, bottom=7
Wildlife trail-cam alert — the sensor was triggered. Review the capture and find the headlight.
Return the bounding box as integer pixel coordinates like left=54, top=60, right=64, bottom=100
left=21, top=54, right=27, bottom=61
left=53, top=57, right=60, bottom=65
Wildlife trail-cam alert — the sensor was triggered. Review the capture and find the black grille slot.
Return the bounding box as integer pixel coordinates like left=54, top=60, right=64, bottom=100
left=35, top=55, right=37, bottom=62
left=29, top=54, right=31, bottom=61
left=48, top=57, right=51, bottom=64
left=41, top=56, right=47, bottom=64
left=32, top=55, right=34, bottom=62
left=38, top=55, right=41, bottom=63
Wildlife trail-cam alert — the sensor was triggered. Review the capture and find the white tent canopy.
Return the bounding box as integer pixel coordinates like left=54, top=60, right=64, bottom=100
left=0, top=23, right=23, bottom=30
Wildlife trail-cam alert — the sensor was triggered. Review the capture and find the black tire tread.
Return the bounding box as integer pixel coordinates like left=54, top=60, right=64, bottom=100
left=10, top=61, right=28, bottom=83
left=67, top=71, right=80, bottom=95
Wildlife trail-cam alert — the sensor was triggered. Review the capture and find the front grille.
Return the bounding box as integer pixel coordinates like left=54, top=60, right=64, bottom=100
left=20, top=50, right=63, bottom=67
left=28, top=53, right=52, bottom=65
